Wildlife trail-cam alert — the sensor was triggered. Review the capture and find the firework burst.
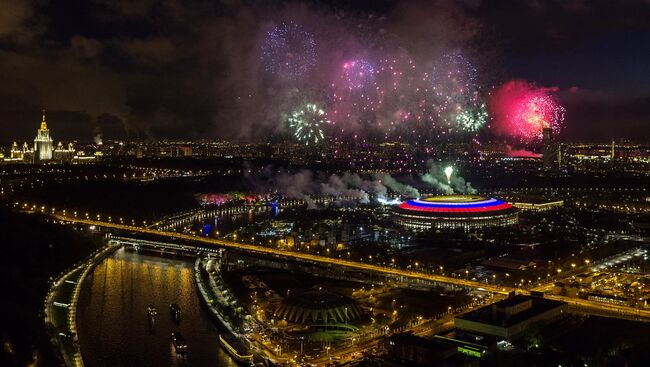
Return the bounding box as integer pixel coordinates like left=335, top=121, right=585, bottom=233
left=327, top=53, right=488, bottom=142
left=328, top=59, right=383, bottom=134
left=489, top=80, right=566, bottom=141
left=455, top=103, right=488, bottom=133
left=342, top=59, right=376, bottom=90
left=431, top=52, right=479, bottom=108
left=288, top=103, right=328, bottom=145
left=261, top=22, right=316, bottom=80
left=514, top=95, right=565, bottom=140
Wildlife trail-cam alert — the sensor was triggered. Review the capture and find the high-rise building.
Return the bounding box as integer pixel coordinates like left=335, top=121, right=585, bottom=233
left=542, top=128, right=556, bottom=171
left=34, top=109, right=53, bottom=162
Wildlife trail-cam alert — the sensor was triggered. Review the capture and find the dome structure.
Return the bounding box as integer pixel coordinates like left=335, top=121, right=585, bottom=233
left=274, top=291, right=362, bottom=325
left=393, top=195, right=518, bottom=231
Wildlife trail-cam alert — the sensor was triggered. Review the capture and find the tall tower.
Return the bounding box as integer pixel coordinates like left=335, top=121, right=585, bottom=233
left=542, top=128, right=556, bottom=171
left=34, top=109, right=53, bottom=162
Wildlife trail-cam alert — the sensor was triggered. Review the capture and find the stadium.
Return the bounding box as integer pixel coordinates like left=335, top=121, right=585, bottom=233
left=274, top=290, right=363, bottom=325
left=393, top=195, right=518, bottom=231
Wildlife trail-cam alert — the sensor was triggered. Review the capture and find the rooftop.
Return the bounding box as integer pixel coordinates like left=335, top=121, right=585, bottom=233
left=456, top=295, right=566, bottom=328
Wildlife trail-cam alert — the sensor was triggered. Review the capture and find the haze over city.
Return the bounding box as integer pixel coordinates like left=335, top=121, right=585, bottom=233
left=1, top=0, right=649, bottom=142
left=1, top=1, right=650, bottom=367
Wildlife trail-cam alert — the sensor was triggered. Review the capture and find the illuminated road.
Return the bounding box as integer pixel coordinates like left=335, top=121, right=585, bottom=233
left=54, top=214, right=512, bottom=293
left=53, top=214, right=650, bottom=321
left=548, top=295, right=650, bottom=321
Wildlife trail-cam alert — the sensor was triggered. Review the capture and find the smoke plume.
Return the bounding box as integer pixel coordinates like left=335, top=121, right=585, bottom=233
left=373, top=174, right=420, bottom=198
left=421, top=160, right=476, bottom=194
left=245, top=165, right=418, bottom=208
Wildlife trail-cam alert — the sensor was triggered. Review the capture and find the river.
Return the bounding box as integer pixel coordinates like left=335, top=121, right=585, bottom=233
left=76, top=247, right=239, bottom=367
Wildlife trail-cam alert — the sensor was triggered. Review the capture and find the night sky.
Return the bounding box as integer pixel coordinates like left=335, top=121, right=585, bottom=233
left=0, top=0, right=648, bottom=143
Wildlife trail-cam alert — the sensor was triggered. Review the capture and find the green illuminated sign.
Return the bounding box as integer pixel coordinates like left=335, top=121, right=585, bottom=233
left=458, top=346, right=483, bottom=358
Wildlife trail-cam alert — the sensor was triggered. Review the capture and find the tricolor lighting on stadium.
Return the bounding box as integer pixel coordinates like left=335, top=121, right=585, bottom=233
left=393, top=195, right=518, bottom=231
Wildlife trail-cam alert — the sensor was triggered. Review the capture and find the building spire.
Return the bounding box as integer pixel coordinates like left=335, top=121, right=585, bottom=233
left=40, top=108, right=47, bottom=130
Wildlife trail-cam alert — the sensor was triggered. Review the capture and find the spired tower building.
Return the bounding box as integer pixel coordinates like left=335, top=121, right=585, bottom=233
left=34, top=109, right=53, bottom=162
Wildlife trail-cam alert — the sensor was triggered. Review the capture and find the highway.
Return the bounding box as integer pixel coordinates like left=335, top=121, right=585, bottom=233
left=54, top=214, right=512, bottom=294
left=53, top=214, right=650, bottom=321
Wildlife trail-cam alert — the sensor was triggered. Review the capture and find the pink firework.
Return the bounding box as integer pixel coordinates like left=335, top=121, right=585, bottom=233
left=328, top=53, right=483, bottom=142
left=514, top=95, right=565, bottom=140
left=328, top=58, right=385, bottom=133
left=489, top=80, right=565, bottom=141
left=341, top=59, right=376, bottom=90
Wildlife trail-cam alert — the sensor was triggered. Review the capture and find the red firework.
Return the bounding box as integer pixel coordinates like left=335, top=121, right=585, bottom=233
left=489, top=80, right=565, bottom=141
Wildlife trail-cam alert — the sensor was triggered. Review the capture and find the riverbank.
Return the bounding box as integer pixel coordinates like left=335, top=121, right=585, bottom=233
left=194, top=257, right=262, bottom=364
left=44, top=242, right=121, bottom=367
left=0, top=207, right=104, bottom=367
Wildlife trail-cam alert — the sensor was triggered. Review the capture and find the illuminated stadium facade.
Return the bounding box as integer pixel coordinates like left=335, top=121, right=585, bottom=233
left=274, top=291, right=363, bottom=325
left=393, top=195, right=518, bottom=231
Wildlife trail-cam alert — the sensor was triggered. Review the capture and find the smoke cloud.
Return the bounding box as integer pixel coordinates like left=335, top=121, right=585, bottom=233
left=320, top=174, right=370, bottom=204
left=421, top=160, right=476, bottom=194
left=505, top=145, right=541, bottom=158
left=2, top=2, right=650, bottom=141
left=373, top=173, right=420, bottom=198
left=244, top=165, right=419, bottom=209
left=488, top=79, right=564, bottom=140
left=244, top=162, right=483, bottom=208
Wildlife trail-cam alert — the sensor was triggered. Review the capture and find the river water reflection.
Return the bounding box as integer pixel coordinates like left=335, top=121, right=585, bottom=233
left=76, top=247, right=238, bottom=367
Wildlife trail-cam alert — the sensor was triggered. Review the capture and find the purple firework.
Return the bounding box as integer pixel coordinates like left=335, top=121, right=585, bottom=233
left=431, top=52, right=478, bottom=104
left=261, top=22, right=316, bottom=80
left=341, top=59, right=376, bottom=89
